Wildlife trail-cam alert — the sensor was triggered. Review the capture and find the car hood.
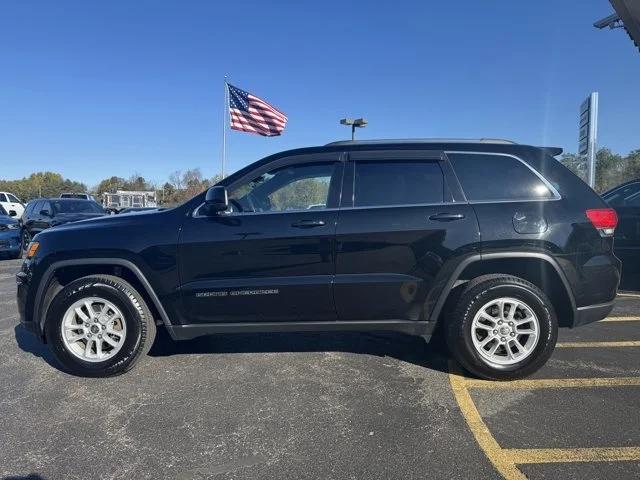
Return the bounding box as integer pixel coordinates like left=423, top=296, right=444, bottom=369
left=47, top=208, right=166, bottom=232
left=0, top=215, right=18, bottom=226
left=52, top=212, right=108, bottom=225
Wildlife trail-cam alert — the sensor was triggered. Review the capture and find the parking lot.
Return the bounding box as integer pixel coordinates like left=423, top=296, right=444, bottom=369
left=0, top=258, right=638, bottom=480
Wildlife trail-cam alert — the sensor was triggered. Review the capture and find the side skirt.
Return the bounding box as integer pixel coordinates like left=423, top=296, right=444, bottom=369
left=167, top=320, right=436, bottom=341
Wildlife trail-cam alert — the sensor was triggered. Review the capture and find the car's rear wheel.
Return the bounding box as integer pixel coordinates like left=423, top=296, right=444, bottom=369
left=45, top=275, right=156, bottom=377
left=446, top=274, right=557, bottom=380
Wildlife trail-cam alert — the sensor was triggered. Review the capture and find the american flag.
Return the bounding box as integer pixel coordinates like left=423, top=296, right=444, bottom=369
left=227, top=83, right=288, bottom=137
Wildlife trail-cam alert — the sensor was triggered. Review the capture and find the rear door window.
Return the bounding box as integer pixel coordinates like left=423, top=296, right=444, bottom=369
left=448, top=153, right=556, bottom=201
left=7, top=194, right=20, bottom=203
left=604, top=182, right=640, bottom=207
left=353, top=160, right=444, bottom=207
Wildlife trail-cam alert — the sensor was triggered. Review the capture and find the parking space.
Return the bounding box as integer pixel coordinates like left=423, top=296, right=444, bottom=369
left=450, top=293, right=640, bottom=479
left=1, top=257, right=639, bottom=479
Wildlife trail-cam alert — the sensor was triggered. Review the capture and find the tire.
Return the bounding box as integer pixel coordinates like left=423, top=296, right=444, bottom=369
left=446, top=274, right=557, bottom=380
left=22, top=230, right=31, bottom=252
left=45, top=275, right=157, bottom=377
left=9, top=250, right=22, bottom=260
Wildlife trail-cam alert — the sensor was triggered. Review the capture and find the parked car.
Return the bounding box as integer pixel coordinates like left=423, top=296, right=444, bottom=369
left=602, top=179, right=640, bottom=290
left=20, top=198, right=106, bottom=247
left=0, top=191, right=25, bottom=217
left=0, top=204, right=22, bottom=259
left=17, top=139, right=620, bottom=379
left=60, top=192, right=96, bottom=202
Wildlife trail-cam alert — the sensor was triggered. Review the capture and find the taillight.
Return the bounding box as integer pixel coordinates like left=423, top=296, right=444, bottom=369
left=586, top=208, right=618, bottom=237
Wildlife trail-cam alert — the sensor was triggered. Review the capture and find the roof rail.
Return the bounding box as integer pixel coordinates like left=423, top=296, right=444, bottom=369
left=324, top=138, right=518, bottom=146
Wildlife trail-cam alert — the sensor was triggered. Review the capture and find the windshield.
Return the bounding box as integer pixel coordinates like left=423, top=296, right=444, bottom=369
left=51, top=200, right=104, bottom=214
left=60, top=193, right=88, bottom=199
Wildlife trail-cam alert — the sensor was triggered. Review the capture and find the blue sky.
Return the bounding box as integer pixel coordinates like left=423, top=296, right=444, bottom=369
left=1, top=0, right=638, bottom=187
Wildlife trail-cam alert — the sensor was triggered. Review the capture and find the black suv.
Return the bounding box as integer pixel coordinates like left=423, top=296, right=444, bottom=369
left=16, top=140, right=620, bottom=379
left=21, top=198, right=106, bottom=247
left=602, top=179, right=640, bottom=290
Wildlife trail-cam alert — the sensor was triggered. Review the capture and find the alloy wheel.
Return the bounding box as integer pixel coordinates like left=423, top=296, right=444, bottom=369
left=470, top=297, right=540, bottom=366
left=60, top=297, right=127, bottom=362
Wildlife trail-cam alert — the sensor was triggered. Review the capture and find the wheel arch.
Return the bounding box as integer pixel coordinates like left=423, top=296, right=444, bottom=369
left=35, top=259, right=173, bottom=337
left=430, top=252, right=576, bottom=328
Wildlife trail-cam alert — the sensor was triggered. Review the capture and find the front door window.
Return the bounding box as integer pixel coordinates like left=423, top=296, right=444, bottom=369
left=228, top=162, right=338, bottom=214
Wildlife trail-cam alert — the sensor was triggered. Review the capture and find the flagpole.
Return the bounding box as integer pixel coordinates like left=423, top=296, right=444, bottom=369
left=222, top=75, right=228, bottom=178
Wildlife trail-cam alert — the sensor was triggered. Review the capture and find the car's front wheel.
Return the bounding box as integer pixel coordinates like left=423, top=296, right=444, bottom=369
left=446, top=274, right=558, bottom=380
left=45, top=275, right=156, bottom=377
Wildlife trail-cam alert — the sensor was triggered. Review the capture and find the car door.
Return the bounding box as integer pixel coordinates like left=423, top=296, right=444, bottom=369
left=33, top=200, right=53, bottom=234
left=6, top=193, right=24, bottom=217
left=178, top=152, right=344, bottom=324
left=333, top=150, right=480, bottom=321
left=0, top=194, right=8, bottom=214
left=23, top=200, right=43, bottom=236
left=604, top=182, right=640, bottom=289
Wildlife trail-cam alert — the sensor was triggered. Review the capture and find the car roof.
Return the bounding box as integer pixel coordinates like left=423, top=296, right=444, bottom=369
left=602, top=178, right=640, bottom=196
left=324, top=138, right=518, bottom=146
left=30, top=197, right=94, bottom=202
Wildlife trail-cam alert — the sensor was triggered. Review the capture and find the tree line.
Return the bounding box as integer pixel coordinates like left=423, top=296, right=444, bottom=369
left=559, top=148, right=640, bottom=193
left=2, top=147, right=639, bottom=206
left=0, top=169, right=222, bottom=206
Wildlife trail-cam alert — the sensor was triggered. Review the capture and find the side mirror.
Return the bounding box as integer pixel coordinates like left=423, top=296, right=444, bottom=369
left=40, top=209, right=51, bottom=217
left=8, top=210, right=17, bottom=217
left=204, top=186, right=229, bottom=214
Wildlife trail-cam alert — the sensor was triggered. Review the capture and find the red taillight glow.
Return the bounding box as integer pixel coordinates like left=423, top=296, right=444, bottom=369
left=586, top=208, right=618, bottom=236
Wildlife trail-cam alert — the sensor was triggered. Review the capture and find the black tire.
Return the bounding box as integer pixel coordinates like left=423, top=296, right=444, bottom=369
left=22, top=230, right=31, bottom=252
left=45, top=275, right=156, bottom=377
left=9, top=250, right=22, bottom=260
left=446, top=274, right=557, bottom=380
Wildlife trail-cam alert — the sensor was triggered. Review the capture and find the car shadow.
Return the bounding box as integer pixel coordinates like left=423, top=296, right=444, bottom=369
left=148, top=327, right=451, bottom=374
left=13, top=324, right=59, bottom=370
left=3, top=474, right=48, bottom=480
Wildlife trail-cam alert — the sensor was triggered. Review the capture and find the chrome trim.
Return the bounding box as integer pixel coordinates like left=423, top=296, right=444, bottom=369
left=445, top=151, right=562, bottom=202
left=193, top=206, right=340, bottom=218
left=326, top=138, right=518, bottom=146
left=340, top=202, right=459, bottom=211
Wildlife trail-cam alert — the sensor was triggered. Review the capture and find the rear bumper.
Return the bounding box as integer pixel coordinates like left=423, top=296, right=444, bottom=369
left=573, top=301, right=615, bottom=328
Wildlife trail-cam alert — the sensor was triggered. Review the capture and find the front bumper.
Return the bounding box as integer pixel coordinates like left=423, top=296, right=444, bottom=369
left=0, top=229, right=21, bottom=254
left=16, top=259, right=39, bottom=339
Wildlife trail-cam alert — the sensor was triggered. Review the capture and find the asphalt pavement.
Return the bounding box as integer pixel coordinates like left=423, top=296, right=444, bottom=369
left=0, top=258, right=638, bottom=480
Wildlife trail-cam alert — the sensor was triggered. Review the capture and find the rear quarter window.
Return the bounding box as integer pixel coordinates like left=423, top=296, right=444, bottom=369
left=448, top=152, right=557, bottom=201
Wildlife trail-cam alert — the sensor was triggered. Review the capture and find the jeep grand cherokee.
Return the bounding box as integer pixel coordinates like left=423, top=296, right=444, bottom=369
left=16, top=139, right=621, bottom=379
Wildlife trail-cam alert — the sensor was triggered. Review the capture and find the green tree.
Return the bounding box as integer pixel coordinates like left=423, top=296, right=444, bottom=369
left=95, top=176, right=126, bottom=196
left=0, top=172, right=86, bottom=202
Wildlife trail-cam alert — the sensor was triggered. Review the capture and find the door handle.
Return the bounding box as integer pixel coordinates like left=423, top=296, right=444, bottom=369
left=291, top=219, right=326, bottom=228
left=429, top=213, right=465, bottom=222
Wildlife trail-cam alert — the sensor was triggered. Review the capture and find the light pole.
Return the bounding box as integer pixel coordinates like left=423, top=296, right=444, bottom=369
left=340, top=118, right=367, bottom=141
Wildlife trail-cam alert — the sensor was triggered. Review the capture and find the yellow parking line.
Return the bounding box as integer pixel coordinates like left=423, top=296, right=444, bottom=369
left=557, top=340, right=640, bottom=348
left=464, top=376, right=640, bottom=390
left=448, top=361, right=527, bottom=479
left=449, top=361, right=640, bottom=477
left=617, top=293, right=640, bottom=299
left=601, top=316, right=640, bottom=322
left=507, top=446, right=640, bottom=464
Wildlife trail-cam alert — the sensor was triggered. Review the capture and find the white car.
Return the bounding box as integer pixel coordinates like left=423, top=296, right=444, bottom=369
left=0, top=192, right=25, bottom=217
